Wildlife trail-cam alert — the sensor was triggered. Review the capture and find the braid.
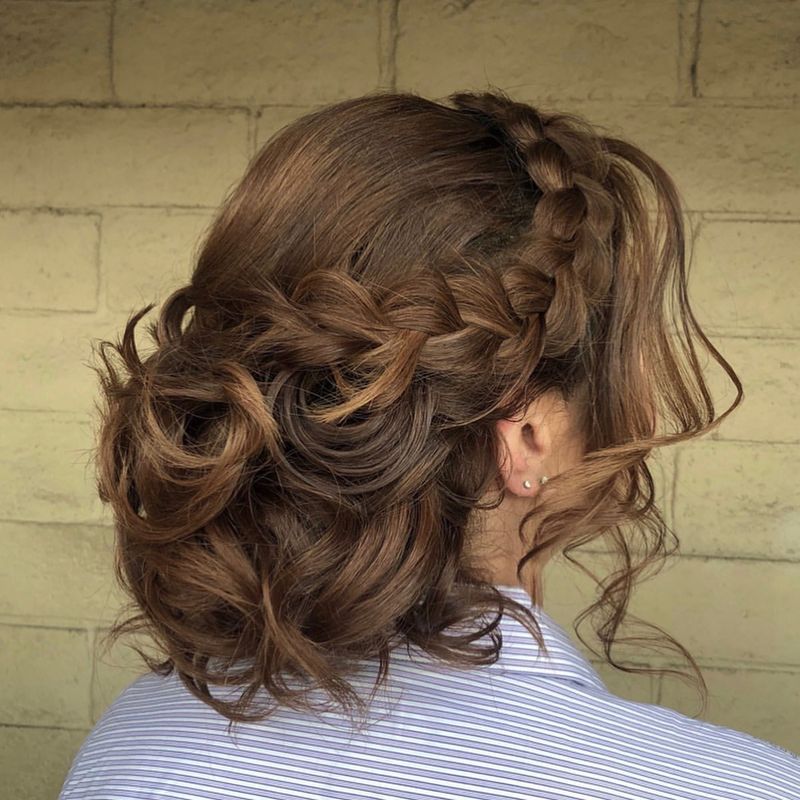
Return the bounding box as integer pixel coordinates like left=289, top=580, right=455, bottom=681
left=450, top=91, right=618, bottom=359
left=228, top=96, right=622, bottom=432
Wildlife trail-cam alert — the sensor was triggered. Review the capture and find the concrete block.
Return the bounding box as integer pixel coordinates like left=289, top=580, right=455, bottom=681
left=0, top=624, right=91, bottom=727
left=0, top=311, right=138, bottom=413
left=690, top=219, right=800, bottom=337
left=704, top=337, right=799, bottom=444
left=0, top=521, right=122, bottom=623
left=101, top=208, right=215, bottom=313
left=565, top=102, right=800, bottom=215
left=674, top=440, right=800, bottom=559
left=0, top=410, right=106, bottom=524
left=0, top=0, right=112, bottom=102
left=0, top=726, right=89, bottom=800
left=698, top=0, right=800, bottom=101
left=114, top=0, right=380, bottom=105
left=0, top=107, right=250, bottom=207
left=397, top=0, right=679, bottom=102
left=0, top=210, right=99, bottom=312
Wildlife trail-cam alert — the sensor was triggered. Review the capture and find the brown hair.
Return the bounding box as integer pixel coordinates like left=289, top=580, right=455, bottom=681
left=92, top=88, right=742, bottom=734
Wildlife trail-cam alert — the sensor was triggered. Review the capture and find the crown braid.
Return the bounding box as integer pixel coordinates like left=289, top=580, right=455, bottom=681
left=450, top=91, right=618, bottom=359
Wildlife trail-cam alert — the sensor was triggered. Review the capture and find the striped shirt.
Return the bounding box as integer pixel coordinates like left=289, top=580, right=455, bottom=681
left=59, top=583, right=800, bottom=799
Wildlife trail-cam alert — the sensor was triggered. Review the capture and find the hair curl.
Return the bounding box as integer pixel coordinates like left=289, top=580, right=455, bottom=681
left=92, top=88, right=742, bottom=735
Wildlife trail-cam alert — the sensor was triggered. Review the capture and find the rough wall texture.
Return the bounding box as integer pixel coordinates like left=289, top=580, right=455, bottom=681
left=0, top=1, right=797, bottom=796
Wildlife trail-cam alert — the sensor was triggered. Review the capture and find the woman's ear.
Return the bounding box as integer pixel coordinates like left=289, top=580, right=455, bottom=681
left=495, top=396, right=555, bottom=497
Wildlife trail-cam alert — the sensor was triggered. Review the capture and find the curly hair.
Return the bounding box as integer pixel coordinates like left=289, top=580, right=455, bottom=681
left=91, top=88, right=742, bottom=735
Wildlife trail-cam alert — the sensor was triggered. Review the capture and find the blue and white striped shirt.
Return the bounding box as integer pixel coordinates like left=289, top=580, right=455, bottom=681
left=59, top=584, right=800, bottom=799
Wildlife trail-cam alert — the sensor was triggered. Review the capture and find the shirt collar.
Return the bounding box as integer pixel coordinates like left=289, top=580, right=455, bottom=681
left=218, top=585, right=607, bottom=693
left=476, top=583, right=608, bottom=692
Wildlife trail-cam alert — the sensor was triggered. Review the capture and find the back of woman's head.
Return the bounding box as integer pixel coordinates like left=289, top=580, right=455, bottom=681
left=92, top=88, right=741, bottom=733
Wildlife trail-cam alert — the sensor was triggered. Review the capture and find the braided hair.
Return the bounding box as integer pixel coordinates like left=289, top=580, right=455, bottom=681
left=91, top=89, right=741, bottom=733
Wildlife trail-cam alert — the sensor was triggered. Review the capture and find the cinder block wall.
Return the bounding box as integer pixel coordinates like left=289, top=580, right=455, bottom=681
left=0, top=1, right=797, bottom=796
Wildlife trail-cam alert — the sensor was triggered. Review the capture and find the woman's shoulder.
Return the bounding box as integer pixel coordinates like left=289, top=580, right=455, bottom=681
left=584, top=681, right=800, bottom=797
left=60, top=666, right=800, bottom=800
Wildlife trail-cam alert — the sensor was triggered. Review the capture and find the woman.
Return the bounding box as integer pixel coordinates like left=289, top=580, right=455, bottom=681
left=59, top=89, right=800, bottom=799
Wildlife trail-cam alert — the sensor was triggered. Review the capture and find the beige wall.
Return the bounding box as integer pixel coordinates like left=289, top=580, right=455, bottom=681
left=1, top=1, right=798, bottom=796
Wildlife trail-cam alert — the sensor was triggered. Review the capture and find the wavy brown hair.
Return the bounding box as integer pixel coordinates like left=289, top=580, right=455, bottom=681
left=92, top=88, right=742, bottom=734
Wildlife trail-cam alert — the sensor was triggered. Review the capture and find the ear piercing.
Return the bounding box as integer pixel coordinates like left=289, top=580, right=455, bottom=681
left=522, top=475, right=548, bottom=490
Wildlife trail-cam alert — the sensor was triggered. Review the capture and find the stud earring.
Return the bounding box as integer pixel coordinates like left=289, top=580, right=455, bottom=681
left=522, top=476, right=548, bottom=490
